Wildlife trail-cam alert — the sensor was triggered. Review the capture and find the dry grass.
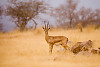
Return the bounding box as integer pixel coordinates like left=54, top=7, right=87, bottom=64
left=0, top=28, right=100, bottom=67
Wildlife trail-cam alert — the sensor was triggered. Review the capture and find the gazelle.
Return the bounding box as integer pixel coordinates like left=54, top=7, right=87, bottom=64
left=42, top=21, right=69, bottom=54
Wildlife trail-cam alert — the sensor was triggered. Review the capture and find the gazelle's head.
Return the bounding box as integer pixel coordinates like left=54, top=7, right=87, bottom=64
left=42, top=21, right=50, bottom=35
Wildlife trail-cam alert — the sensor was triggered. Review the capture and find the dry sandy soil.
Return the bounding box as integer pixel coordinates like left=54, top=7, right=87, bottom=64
left=0, top=28, right=100, bottom=67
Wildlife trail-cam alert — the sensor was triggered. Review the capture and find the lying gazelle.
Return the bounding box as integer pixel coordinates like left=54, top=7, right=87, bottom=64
left=42, top=21, right=69, bottom=54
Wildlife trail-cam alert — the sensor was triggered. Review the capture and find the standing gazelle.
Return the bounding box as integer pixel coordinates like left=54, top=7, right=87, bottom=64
left=42, top=21, right=69, bottom=54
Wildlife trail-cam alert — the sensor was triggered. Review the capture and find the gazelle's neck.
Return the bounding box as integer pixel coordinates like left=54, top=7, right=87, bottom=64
left=45, top=31, right=49, bottom=41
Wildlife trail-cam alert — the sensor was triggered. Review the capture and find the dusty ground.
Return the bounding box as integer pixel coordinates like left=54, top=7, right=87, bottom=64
left=0, top=28, right=100, bottom=67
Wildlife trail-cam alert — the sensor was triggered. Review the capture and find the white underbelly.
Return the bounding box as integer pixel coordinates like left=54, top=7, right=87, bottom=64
left=54, top=42, right=62, bottom=46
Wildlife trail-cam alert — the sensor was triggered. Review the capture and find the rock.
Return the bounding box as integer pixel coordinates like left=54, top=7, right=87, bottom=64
left=91, top=49, right=98, bottom=54
left=71, top=40, right=93, bottom=54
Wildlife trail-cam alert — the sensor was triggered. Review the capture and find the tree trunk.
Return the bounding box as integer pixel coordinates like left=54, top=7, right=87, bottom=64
left=19, top=21, right=27, bottom=32
left=32, top=19, right=37, bottom=30
left=69, top=18, right=72, bottom=28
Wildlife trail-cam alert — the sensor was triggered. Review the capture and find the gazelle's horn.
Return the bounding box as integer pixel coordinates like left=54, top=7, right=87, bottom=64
left=47, top=21, right=49, bottom=28
left=44, top=21, right=46, bottom=29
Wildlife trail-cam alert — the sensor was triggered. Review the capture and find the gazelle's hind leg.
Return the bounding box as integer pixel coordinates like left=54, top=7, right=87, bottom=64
left=62, top=39, right=69, bottom=50
left=62, top=42, right=67, bottom=53
left=63, top=46, right=67, bottom=52
left=49, top=44, right=53, bottom=54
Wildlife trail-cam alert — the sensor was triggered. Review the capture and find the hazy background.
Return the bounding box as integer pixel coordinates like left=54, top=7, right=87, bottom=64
left=0, top=0, right=100, bottom=32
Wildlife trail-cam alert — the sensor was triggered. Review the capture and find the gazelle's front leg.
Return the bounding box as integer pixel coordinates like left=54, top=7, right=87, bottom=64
left=49, top=44, right=53, bottom=54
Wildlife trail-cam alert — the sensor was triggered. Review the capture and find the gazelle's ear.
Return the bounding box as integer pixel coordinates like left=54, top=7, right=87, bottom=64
left=42, top=26, right=44, bottom=29
left=48, top=28, right=50, bottom=30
